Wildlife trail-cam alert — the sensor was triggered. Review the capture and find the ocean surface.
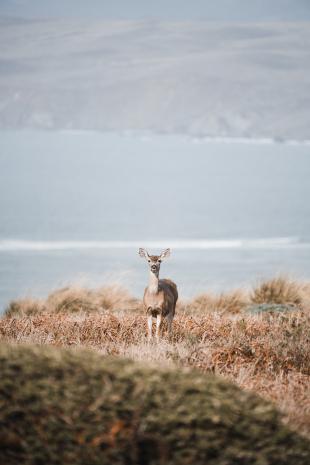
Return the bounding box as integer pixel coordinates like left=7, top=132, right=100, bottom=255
left=0, top=130, right=310, bottom=311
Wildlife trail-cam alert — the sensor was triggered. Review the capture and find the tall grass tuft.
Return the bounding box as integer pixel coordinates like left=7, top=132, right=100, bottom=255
left=188, top=290, right=247, bottom=314
left=96, top=284, right=142, bottom=312
left=4, top=298, right=46, bottom=317
left=4, top=284, right=142, bottom=317
left=47, top=287, right=99, bottom=313
left=251, top=277, right=302, bottom=306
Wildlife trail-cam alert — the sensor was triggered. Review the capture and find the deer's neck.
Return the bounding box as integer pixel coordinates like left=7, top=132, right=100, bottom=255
left=148, top=271, right=159, bottom=294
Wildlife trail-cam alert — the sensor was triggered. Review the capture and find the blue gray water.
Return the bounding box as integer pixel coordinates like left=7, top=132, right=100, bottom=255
left=0, top=131, right=310, bottom=311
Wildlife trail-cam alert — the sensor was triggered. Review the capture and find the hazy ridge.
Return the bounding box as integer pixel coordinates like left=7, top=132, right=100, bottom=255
left=1, top=18, right=310, bottom=140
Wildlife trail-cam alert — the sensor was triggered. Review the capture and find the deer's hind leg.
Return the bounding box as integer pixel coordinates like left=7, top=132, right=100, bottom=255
left=166, top=313, right=174, bottom=340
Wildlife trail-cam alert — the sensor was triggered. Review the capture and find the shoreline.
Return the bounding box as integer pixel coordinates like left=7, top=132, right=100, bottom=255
left=2, top=127, right=310, bottom=146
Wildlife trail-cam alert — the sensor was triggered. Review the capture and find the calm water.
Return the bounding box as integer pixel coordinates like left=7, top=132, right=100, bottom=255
left=0, top=131, right=310, bottom=311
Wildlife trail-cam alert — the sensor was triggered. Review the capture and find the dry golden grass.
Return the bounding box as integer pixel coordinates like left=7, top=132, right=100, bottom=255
left=5, top=298, right=46, bottom=317
left=4, top=284, right=143, bottom=317
left=251, top=276, right=302, bottom=306
left=5, top=277, right=309, bottom=318
left=46, top=287, right=99, bottom=313
left=96, top=284, right=142, bottom=312
left=1, top=277, right=310, bottom=438
left=1, top=309, right=309, bottom=438
left=187, top=289, right=248, bottom=314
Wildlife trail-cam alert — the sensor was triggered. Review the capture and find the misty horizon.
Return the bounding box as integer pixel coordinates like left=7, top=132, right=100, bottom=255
left=1, top=0, right=310, bottom=22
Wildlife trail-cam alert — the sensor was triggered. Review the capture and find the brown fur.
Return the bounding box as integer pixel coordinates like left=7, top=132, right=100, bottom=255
left=139, top=247, right=177, bottom=338
left=143, top=278, right=178, bottom=317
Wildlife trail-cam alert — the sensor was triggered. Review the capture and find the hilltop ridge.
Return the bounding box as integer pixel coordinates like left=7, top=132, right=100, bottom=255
left=1, top=19, right=310, bottom=140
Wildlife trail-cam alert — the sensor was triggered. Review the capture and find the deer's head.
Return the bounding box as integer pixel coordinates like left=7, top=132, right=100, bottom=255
left=139, top=248, right=170, bottom=275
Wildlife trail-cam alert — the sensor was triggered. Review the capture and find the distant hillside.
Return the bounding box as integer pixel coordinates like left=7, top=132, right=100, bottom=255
left=1, top=18, right=310, bottom=140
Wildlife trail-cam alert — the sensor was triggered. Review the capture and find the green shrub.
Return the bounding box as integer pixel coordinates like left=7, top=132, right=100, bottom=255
left=246, top=303, right=298, bottom=314
left=0, top=343, right=309, bottom=465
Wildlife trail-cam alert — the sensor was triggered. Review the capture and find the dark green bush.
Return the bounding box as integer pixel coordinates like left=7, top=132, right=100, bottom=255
left=0, top=343, right=309, bottom=465
left=246, top=303, right=298, bottom=314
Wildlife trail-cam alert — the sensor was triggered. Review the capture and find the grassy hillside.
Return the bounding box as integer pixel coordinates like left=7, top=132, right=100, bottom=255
left=1, top=277, right=310, bottom=441
left=0, top=343, right=309, bottom=465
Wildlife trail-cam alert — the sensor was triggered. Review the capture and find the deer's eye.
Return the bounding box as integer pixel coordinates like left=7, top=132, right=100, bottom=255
left=158, top=259, right=161, bottom=263
left=148, top=260, right=151, bottom=263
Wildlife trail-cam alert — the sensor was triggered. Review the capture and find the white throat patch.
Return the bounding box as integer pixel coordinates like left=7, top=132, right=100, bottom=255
left=149, top=271, right=159, bottom=294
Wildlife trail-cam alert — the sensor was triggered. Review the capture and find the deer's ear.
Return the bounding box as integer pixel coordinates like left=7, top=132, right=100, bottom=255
left=139, top=248, right=148, bottom=259
left=160, top=248, right=171, bottom=260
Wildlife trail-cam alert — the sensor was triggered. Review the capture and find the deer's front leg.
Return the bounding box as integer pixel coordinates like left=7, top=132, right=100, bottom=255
left=155, top=313, right=162, bottom=342
left=147, top=314, right=153, bottom=341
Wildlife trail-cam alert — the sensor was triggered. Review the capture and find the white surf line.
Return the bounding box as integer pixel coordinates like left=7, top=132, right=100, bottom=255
left=135, top=133, right=305, bottom=146
left=57, top=130, right=310, bottom=146
left=0, top=237, right=307, bottom=252
left=189, top=136, right=310, bottom=146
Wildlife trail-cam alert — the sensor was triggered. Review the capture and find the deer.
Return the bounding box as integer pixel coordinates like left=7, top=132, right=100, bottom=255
left=139, top=248, right=178, bottom=341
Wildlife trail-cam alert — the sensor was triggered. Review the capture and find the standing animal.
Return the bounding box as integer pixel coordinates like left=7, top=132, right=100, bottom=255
left=139, top=248, right=178, bottom=341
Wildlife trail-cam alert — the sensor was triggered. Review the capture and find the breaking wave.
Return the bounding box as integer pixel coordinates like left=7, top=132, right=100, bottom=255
left=0, top=237, right=308, bottom=252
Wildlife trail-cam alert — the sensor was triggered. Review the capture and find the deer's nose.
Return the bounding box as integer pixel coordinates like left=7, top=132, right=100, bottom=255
left=151, top=264, right=157, bottom=271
